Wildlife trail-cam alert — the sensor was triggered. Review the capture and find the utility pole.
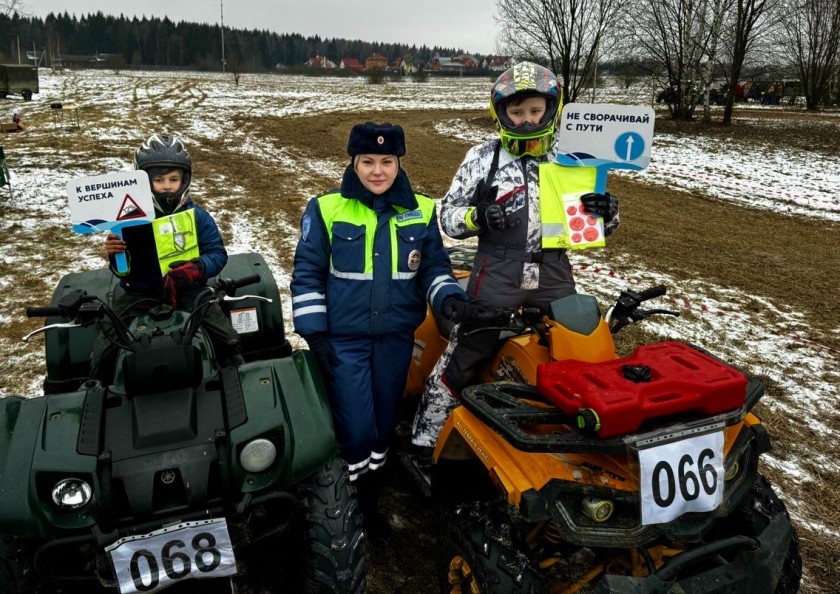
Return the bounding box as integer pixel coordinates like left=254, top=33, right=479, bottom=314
left=220, top=0, right=226, bottom=72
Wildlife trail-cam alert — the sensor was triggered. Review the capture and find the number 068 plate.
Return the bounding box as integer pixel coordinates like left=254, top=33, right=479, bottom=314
left=106, top=518, right=237, bottom=594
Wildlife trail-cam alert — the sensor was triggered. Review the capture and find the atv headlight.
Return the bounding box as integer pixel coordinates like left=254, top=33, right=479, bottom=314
left=240, top=438, right=277, bottom=473
left=52, top=478, right=92, bottom=510
left=725, top=460, right=740, bottom=481
left=581, top=497, right=614, bottom=522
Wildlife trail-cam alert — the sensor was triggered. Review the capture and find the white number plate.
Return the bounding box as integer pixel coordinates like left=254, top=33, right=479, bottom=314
left=638, top=430, right=724, bottom=525
left=106, top=518, right=237, bottom=594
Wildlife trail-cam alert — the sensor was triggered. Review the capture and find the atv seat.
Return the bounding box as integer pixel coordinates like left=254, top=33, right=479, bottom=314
left=122, top=343, right=203, bottom=396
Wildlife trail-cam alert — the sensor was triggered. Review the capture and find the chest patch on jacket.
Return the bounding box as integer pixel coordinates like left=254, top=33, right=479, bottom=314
left=408, top=250, right=421, bottom=271
left=396, top=209, right=422, bottom=222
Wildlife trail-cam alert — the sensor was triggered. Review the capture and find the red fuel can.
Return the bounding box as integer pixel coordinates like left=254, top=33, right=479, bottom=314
left=536, top=342, right=747, bottom=438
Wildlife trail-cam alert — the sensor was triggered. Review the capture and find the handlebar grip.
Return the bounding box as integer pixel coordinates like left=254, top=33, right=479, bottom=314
left=639, top=286, right=667, bottom=301
left=232, top=274, right=261, bottom=290
left=471, top=311, right=498, bottom=322
left=26, top=306, right=64, bottom=318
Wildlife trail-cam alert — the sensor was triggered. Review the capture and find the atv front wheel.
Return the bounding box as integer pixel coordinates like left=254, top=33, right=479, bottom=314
left=731, top=474, right=802, bottom=594
left=438, top=502, right=546, bottom=594
left=301, top=456, right=367, bottom=593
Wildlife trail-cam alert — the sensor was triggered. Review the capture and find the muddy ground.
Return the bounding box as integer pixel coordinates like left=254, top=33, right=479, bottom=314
left=1, top=82, right=838, bottom=591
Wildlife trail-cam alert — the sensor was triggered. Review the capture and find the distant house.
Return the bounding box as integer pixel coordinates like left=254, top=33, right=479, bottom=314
left=365, top=53, right=388, bottom=71
left=484, top=55, right=512, bottom=71
left=306, top=55, right=337, bottom=69
left=394, top=54, right=423, bottom=75
left=457, top=55, right=480, bottom=69
left=60, top=53, right=118, bottom=67
left=425, top=54, right=478, bottom=72
left=339, top=57, right=365, bottom=74
left=396, top=54, right=420, bottom=75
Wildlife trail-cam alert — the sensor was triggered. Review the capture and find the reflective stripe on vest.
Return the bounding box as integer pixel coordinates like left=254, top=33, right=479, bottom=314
left=152, top=209, right=201, bottom=275
left=317, top=192, right=435, bottom=280
left=538, top=163, right=597, bottom=249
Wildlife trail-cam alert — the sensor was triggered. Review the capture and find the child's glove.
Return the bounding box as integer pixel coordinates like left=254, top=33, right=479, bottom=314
left=471, top=180, right=505, bottom=231
left=581, top=192, right=619, bottom=223
left=166, top=259, right=206, bottom=288
left=441, top=297, right=478, bottom=324
left=162, top=259, right=205, bottom=307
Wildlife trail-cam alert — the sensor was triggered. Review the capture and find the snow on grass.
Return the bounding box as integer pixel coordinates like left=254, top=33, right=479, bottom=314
left=2, top=71, right=837, bottom=566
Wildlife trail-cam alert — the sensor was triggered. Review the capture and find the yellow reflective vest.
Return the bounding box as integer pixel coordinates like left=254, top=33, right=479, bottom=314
left=152, top=209, right=200, bottom=274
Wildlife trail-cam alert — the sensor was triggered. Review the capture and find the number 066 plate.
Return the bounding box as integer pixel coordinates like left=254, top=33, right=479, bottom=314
left=106, top=518, right=237, bottom=594
left=638, top=430, right=725, bottom=526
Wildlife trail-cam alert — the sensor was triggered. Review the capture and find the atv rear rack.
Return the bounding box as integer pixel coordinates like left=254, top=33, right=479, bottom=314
left=460, top=379, right=764, bottom=455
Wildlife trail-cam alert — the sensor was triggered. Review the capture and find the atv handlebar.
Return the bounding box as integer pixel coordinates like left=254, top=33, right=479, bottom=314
left=216, top=274, right=261, bottom=296
left=606, top=285, right=679, bottom=334
left=638, top=285, right=667, bottom=301
left=26, top=306, right=63, bottom=318
left=22, top=274, right=269, bottom=345
left=460, top=286, right=678, bottom=339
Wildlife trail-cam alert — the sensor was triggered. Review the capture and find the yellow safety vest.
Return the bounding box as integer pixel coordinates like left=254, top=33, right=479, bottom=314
left=152, top=209, right=200, bottom=274
left=317, top=192, right=436, bottom=280
left=538, top=163, right=598, bottom=249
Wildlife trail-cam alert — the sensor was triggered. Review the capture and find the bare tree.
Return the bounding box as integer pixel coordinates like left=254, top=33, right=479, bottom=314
left=630, top=0, right=731, bottom=119
left=0, top=1, right=27, bottom=16
left=495, top=0, right=626, bottom=102
left=718, top=0, right=779, bottom=123
left=776, top=0, right=840, bottom=110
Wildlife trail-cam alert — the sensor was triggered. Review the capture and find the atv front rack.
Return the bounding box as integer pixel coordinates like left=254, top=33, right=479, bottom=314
left=460, top=380, right=765, bottom=455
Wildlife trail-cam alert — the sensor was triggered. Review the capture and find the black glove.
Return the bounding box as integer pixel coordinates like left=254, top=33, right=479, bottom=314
left=581, top=192, right=619, bottom=223
left=441, top=297, right=478, bottom=324
left=303, top=332, right=335, bottom=381
left=471, top=180, right=505, bottom=231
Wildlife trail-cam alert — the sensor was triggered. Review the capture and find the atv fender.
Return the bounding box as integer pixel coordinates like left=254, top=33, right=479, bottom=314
left=0, top=392, right=99, bottom=538
left=228, top=350, right=337, bottom=491
left=41, top=252, right=291, bottom=393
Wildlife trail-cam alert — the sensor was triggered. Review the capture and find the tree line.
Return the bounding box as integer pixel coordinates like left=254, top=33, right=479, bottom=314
left=0, top=9, right=468, bottom=72
left=496, top=0, right=840, bottom=118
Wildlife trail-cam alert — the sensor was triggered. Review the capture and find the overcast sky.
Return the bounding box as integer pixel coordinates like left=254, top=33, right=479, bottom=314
left=26, top=0, right=501, bottom=55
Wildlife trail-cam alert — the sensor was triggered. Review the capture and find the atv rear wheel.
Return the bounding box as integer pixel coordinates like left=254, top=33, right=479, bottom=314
left=731, top=474, right=802, bottom=594
left=301, top=456, right=367, bottom=593
left=438, top=502, right=546, bottom=594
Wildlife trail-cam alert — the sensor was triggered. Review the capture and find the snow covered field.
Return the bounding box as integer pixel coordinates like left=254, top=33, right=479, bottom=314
left=0, top=69, right=837, bottom=590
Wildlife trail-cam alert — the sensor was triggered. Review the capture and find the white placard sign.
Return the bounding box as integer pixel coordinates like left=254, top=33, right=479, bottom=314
left=66, top=170, right=154, bottom=272
left=67, top=170, right=154, bottom=234
left=638, top=430, right=725, bottom=525
left=556, top=103, right=655, bottom=170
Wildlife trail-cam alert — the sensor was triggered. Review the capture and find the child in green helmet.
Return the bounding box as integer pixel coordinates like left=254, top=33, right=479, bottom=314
left=411, top=61, right=621, bottom=455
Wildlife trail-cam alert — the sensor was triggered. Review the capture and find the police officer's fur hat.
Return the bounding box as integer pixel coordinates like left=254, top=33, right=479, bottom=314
left=347, top=122, right=406, bottom=157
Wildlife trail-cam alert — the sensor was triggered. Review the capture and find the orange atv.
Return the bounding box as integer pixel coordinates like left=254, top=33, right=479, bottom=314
left=402, top=247, right=801, bottom=594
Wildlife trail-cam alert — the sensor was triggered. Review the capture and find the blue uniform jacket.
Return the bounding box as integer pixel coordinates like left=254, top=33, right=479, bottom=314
left=291, top=166, right=465, bottom=338
left=108, top=197, right=228, bottom=293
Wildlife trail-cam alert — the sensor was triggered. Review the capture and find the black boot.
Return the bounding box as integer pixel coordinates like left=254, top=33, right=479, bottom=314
left=355, top=471, right=390, bottom=540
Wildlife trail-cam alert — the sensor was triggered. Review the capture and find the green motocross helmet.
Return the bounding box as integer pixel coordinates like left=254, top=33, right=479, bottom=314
left=489, top=62, right=563, bottom=157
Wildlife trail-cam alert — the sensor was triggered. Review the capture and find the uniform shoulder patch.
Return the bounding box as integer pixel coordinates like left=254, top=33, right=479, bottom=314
left=301, top=215, right=312, bottom=241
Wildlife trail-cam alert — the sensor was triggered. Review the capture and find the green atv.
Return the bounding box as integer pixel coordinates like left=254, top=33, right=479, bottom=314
left=0, top=253, right=366, bottom=593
